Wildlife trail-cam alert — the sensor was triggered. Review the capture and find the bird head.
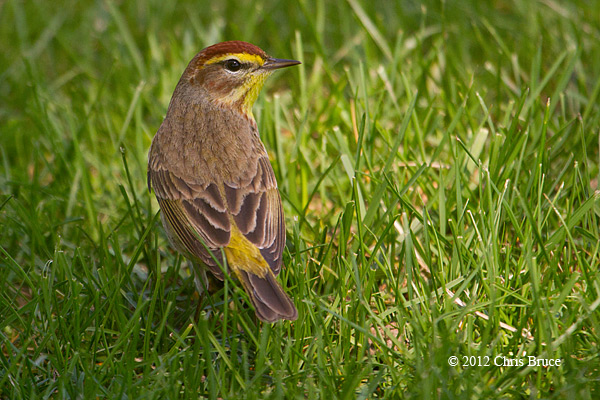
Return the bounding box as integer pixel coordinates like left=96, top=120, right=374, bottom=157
left=182, top=41, right=300, bottom=118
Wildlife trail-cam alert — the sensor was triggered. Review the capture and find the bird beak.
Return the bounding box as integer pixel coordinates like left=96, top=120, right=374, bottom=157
left=262, top=58, right=301, bottom=70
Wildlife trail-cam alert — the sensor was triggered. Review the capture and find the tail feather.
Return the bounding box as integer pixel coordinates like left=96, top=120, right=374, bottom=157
left=237, top=270, right=298, bottom=323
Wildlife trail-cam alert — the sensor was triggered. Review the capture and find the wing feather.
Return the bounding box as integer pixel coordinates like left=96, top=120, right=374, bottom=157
left=228, top=156, right=285, bottom=275
left=149, top=153, right=285, bottom=277
left=149, top=168, right=229, bottom=278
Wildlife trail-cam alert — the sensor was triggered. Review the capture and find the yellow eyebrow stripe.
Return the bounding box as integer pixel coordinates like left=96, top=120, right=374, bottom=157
left=204, top=53, right=265, bottom=66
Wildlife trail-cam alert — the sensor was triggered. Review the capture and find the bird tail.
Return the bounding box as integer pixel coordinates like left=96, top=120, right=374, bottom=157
left=235, top=268, right=298, bottom=323
left=224, top=228, right=297, bottom=322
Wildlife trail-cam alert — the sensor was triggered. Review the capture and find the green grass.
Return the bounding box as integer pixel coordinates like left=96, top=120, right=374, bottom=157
left=1, top=0, right=600, bottom=398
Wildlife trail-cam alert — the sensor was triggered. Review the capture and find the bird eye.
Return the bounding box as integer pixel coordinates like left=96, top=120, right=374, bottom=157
left=224, top=59, right=242, bottom=72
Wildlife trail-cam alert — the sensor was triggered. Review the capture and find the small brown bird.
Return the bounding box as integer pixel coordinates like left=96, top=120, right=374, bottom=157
left=148, top=41, right=299, bottom=322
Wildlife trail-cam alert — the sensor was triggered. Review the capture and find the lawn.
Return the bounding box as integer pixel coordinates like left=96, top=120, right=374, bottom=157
left=1, top=0, right=599, bottom=398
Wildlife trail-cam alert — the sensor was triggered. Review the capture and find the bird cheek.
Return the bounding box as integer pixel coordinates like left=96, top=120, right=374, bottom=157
left=206, top=80, right=231, bottom=98
left=212, top=75, right=243, bottom=99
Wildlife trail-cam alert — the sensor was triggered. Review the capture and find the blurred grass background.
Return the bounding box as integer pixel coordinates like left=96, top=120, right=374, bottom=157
left=1, top=0, right=599, bottom=398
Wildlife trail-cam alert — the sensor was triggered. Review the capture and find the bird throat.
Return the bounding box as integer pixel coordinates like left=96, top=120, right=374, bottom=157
left=216, top=73, right=270, bottom=120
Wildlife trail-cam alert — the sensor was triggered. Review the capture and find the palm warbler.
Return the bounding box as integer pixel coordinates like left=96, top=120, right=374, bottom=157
left=148, top=41, right=299, bottom=322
